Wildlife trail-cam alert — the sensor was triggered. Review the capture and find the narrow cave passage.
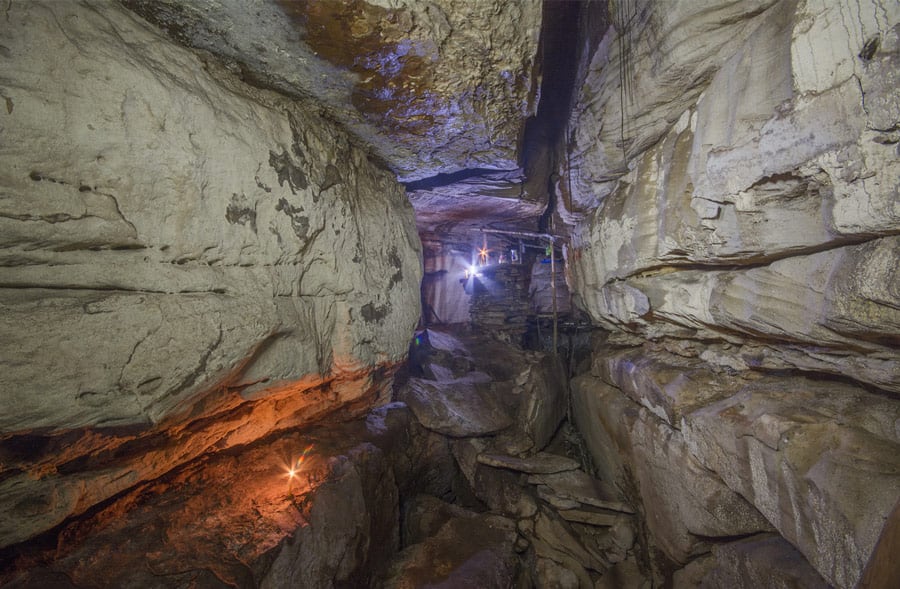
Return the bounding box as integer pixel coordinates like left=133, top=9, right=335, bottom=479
left=2, top=1, right=900, bottom=588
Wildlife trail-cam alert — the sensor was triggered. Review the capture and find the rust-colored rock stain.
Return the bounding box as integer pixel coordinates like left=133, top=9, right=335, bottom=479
left=278, top=0, right=439, bottom=136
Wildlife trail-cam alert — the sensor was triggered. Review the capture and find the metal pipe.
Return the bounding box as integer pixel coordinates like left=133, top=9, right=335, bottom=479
left=478, top=228, right=560, bottom=242
left=551, top=242, right=558, bottom=354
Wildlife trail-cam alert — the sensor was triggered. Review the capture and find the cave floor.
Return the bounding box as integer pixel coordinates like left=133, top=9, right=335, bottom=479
left=2, top=327, right=640, bottom=588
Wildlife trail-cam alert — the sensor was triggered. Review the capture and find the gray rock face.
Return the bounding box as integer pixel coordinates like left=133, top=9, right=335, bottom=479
left=571, top=371, right=771, bottom=565
left=573, top=348, right=900, bottom=587
left=686, top=534, right=831, bottom=589
left=400, top=377, right=514, bottom=437
left=562, top=3, right=899, bottom=585
left=0, top=0, right=421, bottom=547
left=566, top=0, right=900, bottom=392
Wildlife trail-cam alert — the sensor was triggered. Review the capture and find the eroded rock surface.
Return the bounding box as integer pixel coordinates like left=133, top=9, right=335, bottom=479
left=0, top=0, right=421, bottom=548
left=565, top=0, right=900, bottom=393
left=121, top=0, right=542, bottom=183
left=558, top=2, right=899, bottom=586
left=573, top=346, right=900, bottom=587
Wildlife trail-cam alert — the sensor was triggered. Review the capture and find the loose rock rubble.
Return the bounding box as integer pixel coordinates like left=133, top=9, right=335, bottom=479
left=395, top=327, right=647, bottom=588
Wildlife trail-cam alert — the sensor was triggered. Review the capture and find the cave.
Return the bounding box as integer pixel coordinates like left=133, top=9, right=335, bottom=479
left=1, top=1, right=898, bottom=587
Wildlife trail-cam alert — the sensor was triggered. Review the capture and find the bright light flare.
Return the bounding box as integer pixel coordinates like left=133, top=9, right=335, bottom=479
left=286, top=444, right=314, bottom=480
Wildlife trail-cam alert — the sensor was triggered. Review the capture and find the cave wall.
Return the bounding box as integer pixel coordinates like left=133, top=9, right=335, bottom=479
left=421, top=240, right=471, bottom=325
left=0, top=0, right=421, bottom=548
left=564, top=1, right=900, bottom=587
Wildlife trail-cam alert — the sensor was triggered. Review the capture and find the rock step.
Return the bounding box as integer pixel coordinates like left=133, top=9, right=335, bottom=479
left=528, top=470, right=634, bottom=514
left=558, top=506, right=627, bottom=527
left=477, top=451, right=581, bottom=474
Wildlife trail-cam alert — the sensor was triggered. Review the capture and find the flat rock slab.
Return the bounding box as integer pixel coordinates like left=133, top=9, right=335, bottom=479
left=536, top=484, right=581, bottom=510
left=558, top=506, right=624, bottom=527
left=477, top=452, right=580, bottom=474
left=528, top=471, right=634, bottom=514
left=401, top=377, right=513, bottom=437
left=424, top=329, right=472, bottom=356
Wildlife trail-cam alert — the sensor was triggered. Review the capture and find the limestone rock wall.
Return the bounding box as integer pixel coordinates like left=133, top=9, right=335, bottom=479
left=567, top=0, right=899, bottom=385
left=564, top=1, right=900, bottom=587
left=0, top=0, right=421, bottom=548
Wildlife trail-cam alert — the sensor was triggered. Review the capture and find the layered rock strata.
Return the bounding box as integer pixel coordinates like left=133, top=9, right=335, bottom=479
left=0, top=403, right=457, bottom=588
left=561, top=1, right=900, bottom=587
left=0, top=0, right=421, bottom=548
left=573, top=347, right=899, bottom=587
left=566, top=0, right=899, bottom=388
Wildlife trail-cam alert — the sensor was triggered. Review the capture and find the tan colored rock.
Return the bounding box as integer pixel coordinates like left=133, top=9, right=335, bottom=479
left=681, top=378, right=900, bottom=588
left=579, top=238, right=900, bottom=392
left=566, top=0, right=899, bottom=396
left=0, top=0, right=421, bottom=547
left=596, top=348, right=748, bottom=427
left=563, top=0, right=779, bottom=220
left=572, top=371, right=775, bottom=564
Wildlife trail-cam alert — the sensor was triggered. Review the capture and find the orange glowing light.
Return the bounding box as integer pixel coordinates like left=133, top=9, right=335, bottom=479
left=478, top=246, right=489, bottom=264
left=286, top=444, right=314, bottom=480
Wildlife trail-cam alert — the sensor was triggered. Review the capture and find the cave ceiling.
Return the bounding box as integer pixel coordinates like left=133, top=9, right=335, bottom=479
left=120, top=0, right=574, bottom=240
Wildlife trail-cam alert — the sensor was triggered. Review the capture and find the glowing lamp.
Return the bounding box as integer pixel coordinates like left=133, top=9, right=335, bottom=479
left=286, top=444, right=314, bottom=480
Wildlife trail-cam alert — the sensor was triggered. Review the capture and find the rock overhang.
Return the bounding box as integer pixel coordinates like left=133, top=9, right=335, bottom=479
left=121, top=0, right=543, bottom=183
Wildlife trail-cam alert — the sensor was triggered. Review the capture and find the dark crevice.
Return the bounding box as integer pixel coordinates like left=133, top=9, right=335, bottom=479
left=403, top=167, right=514, bottom=192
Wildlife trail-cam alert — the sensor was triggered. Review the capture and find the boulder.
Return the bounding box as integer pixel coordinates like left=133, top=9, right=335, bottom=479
left=515, top=354, right=570, bottom=452
left=571, top=371, right=776, bottom=564
left=682, top=378, right=900, bottom=588
left=399, top=377, right=513, bottom=437
left=695, top=534, right=830, bottom=589
left=383, top=514, right=520, bottom=589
